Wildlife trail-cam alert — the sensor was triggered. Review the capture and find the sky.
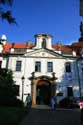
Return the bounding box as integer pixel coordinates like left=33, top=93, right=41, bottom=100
left=0, top=0, right=81, bottom=45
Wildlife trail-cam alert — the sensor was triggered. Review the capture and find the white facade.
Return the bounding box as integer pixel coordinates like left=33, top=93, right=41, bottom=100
left=0, top=34, right=83, bottom=103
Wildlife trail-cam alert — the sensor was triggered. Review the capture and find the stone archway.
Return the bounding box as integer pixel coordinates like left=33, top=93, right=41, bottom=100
left=36, top=80, right=51, bottom=105
left=31, top=73, right=57, bottom=107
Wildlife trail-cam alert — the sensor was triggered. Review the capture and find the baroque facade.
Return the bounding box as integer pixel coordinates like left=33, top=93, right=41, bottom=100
left=0, top=33, right=83, bottom=106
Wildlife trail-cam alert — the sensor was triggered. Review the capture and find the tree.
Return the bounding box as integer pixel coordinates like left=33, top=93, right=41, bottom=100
left=0, top=68, right=19, bottom=106
left=0, top=0, right=16, bottom=24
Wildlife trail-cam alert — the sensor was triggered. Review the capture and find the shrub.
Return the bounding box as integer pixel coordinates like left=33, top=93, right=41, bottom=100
left=0, top=97, right=24, bottom=107
left=59, top=97, right=80, bottom=108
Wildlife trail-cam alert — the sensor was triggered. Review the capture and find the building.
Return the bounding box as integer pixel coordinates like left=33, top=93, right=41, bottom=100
left=0, top=32, right=83, bottom=107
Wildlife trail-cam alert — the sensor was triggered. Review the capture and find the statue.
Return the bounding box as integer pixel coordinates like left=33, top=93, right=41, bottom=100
left=42, top=38, right=46, bottom=48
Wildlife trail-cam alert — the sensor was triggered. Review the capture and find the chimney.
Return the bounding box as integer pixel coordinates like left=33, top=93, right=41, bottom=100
left=1, top=35, right=7, bottom=45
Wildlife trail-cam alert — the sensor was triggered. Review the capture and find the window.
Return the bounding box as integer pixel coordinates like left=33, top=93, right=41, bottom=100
left=35, top=61, right=41, bottom=72
left=65, top=62, right=72, bottom=80
left=0, top=61, right=2, bottom=69
left=65, top=62, right=71, bottom=72
left=14, top=48, right=26, bottom=53
left=82, top=68, right=83, bottom=74
left=81, top=63, right=83, bottom=75
left=67, top=87, right=73, bottom=97
left=47, top=62, right=53, bottom=72
left=16, top=61, right=21, bottom=71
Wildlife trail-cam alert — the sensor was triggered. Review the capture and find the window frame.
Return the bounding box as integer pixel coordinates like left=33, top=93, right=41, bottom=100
left=65, top=62, right=71, bottom=73
left=16, top=60, right=22, bottom=72
left=14, top=48, right=26, bottom=53
left=35, top=61, right=41, bottom=72
left=47, top=62, right=53, bottom=72
left=0, top=61, right=2, bottom=69
left=81, top=63, right=83, bottom=75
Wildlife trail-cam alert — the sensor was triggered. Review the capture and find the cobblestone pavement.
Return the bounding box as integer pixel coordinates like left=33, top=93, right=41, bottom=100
left=20, top=106, right=81, bottom=125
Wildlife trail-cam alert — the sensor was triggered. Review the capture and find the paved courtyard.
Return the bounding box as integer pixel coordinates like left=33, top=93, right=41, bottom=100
left=20, top=106, right=81, bottom=125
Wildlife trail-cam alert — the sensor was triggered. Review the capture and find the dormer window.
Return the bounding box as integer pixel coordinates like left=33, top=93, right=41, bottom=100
left=14, top=48, right=26, bottom=53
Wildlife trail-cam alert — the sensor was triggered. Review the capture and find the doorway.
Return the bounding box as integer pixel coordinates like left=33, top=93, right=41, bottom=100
left=67, top=86, right=73, bottom=97
left=36, top=80, right=51, bottom=105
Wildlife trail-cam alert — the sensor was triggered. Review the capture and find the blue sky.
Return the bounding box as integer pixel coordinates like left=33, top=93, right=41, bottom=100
left=0, top=0, right=81, bottom=45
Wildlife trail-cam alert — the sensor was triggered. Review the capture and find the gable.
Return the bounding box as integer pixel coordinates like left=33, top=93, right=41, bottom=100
left=24, top=48, right=63, bottom=58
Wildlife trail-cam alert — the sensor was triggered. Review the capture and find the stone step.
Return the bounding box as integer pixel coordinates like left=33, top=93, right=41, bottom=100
left=33, top=104, right=51, bottom=109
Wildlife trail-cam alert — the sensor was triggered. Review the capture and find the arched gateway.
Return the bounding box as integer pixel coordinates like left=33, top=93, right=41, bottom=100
left=31, top=73, right=57, bottom=107
left=36, top=80, right=51, bottom=105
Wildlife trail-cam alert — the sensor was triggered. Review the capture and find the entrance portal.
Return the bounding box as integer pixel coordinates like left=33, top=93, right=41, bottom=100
left=36, top=80, right=51, bottom=105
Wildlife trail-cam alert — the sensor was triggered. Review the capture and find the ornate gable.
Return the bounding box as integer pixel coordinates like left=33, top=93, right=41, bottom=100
left=24, top=48, right=63, bottom=58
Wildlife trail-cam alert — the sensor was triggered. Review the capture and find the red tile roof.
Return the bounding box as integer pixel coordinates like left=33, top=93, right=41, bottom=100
left=2, top=41, right=83, bottom=55
left=14, top=43, right=27, bottom=48
left=52, top=45, right=72, bottom=52
left=71, top=42, right=83, bottom=56
left=2, top=42, right=35, bottom=54
left=72, top=42, right=83, bottom=47
left=3, top=43, right=12, bottom=54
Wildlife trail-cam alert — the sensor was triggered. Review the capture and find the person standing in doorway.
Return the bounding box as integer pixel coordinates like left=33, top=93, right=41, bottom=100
left=36, top=89, right=41, bottom=104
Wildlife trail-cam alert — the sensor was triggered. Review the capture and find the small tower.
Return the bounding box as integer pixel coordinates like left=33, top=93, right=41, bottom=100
left=0, top=43, right=3, bottom=53
left=1, top=34, right=7, bottom=45
left=34, top=33, right=53, bottom=49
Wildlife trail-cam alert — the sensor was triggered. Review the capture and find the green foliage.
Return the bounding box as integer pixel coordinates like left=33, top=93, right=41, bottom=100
left=0, top=69, right=23, bottom=107
left=0, top=107, right=27, bottom=125
left=0, top=0, right=13, bottom=5
left=0, top=69, right=16, bottom=101
left=1, top=11, right=16, bottom=24
left=0, top=0, right=16, bottom=24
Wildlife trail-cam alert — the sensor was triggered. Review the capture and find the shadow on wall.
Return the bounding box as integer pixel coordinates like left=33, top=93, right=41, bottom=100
left=56, top=60, right=81, bottom=104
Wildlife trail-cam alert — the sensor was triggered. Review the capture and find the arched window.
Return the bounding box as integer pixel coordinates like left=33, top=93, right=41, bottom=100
left=42, top=38, right=46, bottom=48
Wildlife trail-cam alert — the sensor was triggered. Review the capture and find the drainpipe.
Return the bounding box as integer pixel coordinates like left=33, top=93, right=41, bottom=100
left=76, top=58, right=81, bottom=98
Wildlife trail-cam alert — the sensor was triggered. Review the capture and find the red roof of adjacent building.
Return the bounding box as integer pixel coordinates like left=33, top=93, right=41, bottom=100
left=52, top=45, right=72, bottom=52
left=71, top=42, right=83, bottom=47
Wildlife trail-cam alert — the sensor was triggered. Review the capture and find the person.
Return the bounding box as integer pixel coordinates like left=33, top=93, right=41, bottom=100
left=26, top=93, right=32, bottom=108
left=51, top=97, right=55, bottom=109
left=36, top=89, right=41, bottom=104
